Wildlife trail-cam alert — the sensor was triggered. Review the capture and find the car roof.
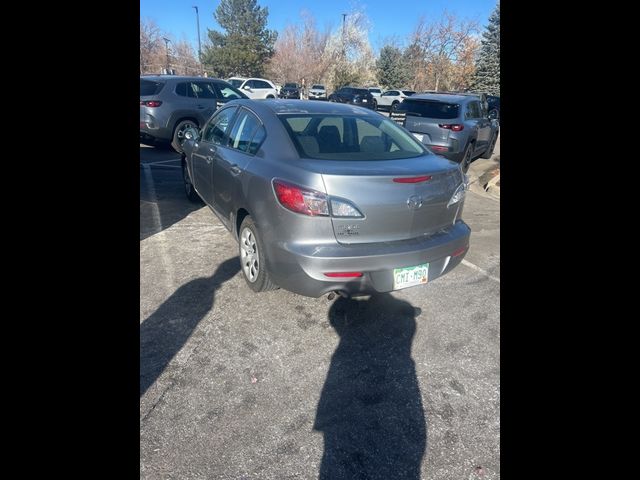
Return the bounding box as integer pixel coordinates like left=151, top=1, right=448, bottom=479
left=226, top=99, right=382, bottom=117
left=407, top=93, right=477, bottom=103
left=141, top=75, right=226, bottom=82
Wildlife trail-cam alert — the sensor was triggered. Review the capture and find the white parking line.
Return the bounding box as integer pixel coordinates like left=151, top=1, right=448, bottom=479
left=142, top=164, right=176, bottom=290
left=461, top=259, right=500, bottom=283
left=142, top=159, right=181, bottom=169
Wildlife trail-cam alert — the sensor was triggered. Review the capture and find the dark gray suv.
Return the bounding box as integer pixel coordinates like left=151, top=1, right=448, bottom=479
left=397, top=93, right=499, bottom=171
left=140, top=75, right=248, bottom=152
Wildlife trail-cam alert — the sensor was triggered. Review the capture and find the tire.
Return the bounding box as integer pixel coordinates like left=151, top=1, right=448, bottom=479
left=391, top=100, right=399, bottom=111
left=239, top=216, right=278, bottom=292
left=171, top=119, right=198, bottom=153
left=182, top=158, right=201, bottom=203
left=462, top=142, right=475, bottom=172
left=481, top=133, right=498, bottom=159
left=266, top=94, right=275, bottom=99
left=372, top=99, right=378, bottom=110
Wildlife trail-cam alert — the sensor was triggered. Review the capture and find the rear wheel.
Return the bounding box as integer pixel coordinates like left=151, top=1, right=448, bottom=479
left=391, top=100, right=399, bottom=111
left=239, top=216, right=278, bottom=292
left=171, top=119, right=198, bottom=153
left=372, top=99, right=378, bottom=110
left=266, top=94, right=275, bottom=99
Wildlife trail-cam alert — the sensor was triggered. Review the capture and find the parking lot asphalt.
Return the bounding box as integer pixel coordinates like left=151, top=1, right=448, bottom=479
left=140, top=144, right=500, bottom=479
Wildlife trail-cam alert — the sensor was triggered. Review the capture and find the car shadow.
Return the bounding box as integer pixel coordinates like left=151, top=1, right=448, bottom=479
left=140, top=145, right=203, bottom=241
left=139, top=257, right=240, bottom=397
left=314, top=293, right=427, bottom=479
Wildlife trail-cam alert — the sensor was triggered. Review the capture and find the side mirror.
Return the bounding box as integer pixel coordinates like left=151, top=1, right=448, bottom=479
left=243, top=85, right=252, bottom=91
left=488, top=110, right=498, bottom=120
left=183, top=127, right=200, bottom=142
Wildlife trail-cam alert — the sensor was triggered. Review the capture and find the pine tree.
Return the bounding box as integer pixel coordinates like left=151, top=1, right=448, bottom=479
left=376, top=46, right=410, bottom=89
left=202, top=0, right=277, bottom=78
left=472, top=2, right=500, bottom=95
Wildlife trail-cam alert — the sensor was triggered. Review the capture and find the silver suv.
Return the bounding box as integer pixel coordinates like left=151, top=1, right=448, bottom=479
left=398, top=93, right=499, bottom=171
left=140, top=75, right=248, bottom=152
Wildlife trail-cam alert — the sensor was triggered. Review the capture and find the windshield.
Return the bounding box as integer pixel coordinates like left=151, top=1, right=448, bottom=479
left=227, top=79, right=244, bottom=88
left=284, top=83, right=297, bottom=88
left=218, top=83, right=249, bottom=100
left=369, top=88, right=381, bottom=94
left=311, top=85, right=324, bottom=90
left=280, top=114, right=426, bottom=161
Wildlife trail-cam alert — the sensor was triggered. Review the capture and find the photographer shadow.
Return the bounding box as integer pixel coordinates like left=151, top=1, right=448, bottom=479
left=314, top=293, right=427, bottom=480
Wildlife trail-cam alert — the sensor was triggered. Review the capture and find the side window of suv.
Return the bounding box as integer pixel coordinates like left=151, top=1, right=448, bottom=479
left=254, top=80, right=271, bottom=89
left=227, top=108, right=265, bottom=154
left=193, top=82, right=217, bottom=99
left=466, top=101, right=481, bottom=119
left=175, top=82, right=189, bottom=97
left=203, top=106, right=238, bottom=145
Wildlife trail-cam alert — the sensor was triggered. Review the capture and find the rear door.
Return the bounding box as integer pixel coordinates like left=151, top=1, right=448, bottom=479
left=192, top=81, right=219, bottom=120
left=465, top=100, right=490, bottom=151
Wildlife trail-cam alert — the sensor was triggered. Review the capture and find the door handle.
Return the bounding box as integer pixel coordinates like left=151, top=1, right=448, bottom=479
left=229, top=165, right=241, bottom=175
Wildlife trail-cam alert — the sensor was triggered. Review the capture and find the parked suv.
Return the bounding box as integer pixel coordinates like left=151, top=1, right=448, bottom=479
left=279, top=83, right=302, bottom=99
left=375, top=89, right=416, bottom=112
left=308, top=84, right=327, bottom=100
left=397, top=93, right=499, bottom=171
left=327, top=87, right=375, bottom=109
left=140, top=75, right=248, bottom=152
left=226, top=77, right=278, bottom=99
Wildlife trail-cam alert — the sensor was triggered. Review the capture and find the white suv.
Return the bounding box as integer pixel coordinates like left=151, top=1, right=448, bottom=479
left=226, top=77, right=278, bottom=99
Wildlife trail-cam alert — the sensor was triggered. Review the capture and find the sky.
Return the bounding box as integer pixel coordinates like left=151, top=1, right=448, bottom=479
left=140, top=0, right=497, bottom=54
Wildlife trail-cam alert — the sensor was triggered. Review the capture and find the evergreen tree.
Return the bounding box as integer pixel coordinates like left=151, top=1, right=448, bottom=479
left=376, top=45, right=410, bottom=89
left=202, top=0, right=277, bottom=78
left=472, top=2, right=500, bottom=95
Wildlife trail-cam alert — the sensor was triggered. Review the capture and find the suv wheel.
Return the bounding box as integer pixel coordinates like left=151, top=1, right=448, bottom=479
left=462, top=142, right=474, bottom=172
left=171, top=119, right=198, bottom=153
left=391, top=100, right=399, bottom=111
left=239, top=216, right=278, bottom=292
left=372, top=99, right=378, bottom=110
left=480, top=133, right=498, bottom=159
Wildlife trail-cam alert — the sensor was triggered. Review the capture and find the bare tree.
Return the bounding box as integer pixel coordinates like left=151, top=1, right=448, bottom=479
left=140, top=18, right=164, bottom=74
left=406, top=12, right=479, bottom=92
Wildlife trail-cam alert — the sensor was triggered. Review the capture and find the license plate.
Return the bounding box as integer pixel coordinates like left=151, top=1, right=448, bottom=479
left=393, top=263, right=429, bottom=290
left=412, top=132, right=424, bottom=142
left=362, top=99, right=367, bottom=102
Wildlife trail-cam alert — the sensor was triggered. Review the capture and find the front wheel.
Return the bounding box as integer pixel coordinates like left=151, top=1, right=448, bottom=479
left=182, top=159, right=201, bottom=203
left=462, top=143, right=474, bottom=172
left=480, top=133, right=498, bottom=159
left=239, top=217, right=278, bottom=292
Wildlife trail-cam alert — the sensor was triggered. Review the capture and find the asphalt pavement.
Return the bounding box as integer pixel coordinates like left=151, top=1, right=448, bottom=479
left=140, top=143, right=500, bottom=479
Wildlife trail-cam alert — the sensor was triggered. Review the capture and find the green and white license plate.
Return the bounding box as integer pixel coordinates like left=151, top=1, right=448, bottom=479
left=393, top=263, right=429, bottom=290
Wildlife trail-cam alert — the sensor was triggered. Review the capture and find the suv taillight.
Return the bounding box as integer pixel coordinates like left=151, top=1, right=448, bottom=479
left=140, top=100, right=162, bottom=107
left=439, top=123, right=463, bottom=132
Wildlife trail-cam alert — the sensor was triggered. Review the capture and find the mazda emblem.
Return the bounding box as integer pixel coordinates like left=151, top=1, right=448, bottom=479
left=407, top=195, right=423, bottom=210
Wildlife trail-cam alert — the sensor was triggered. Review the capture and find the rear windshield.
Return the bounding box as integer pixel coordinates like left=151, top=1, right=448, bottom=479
left=284, top=83, right=298, bottom=88
left=280, top=114, right=426, bottom=161
left=227, top=79, right=244, bottom=88
left=401, top=90, right=416, bottom=96
left=354, top=88, right=369, bottom=95
left=311, top=85, right=324, bottom=89
left=140, top=79, right=164, bottom=96
left=369, top=88, right=381, bottom=93
left=399, top=99, right=460, bottom=119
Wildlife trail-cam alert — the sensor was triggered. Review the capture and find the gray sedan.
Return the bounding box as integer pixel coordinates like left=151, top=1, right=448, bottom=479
left=181, top=100, right=470, bottom=298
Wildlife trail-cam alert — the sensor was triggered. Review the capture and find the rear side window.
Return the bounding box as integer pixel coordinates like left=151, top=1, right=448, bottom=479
left=140, top=79, right=164, bottom=96
left=226, top=109, right=265, bottom=154
left=400, top=100, right=460, bottom=119
left=253, top=80, right=272, bottom=89
left=280, top=114, right=425, bottom=161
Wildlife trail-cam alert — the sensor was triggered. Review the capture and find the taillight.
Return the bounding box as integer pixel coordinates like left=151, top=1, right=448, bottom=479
left=451, top=246, right=467, bottom=257
left=273, top=179, right=329, bottom=216
left=393, top=175, right=432, bottom=183
left=439, top=123, right=464, bottom=131
left=430, top=146, right=448, bottom=152
left=140, top=100, right=162, bottom=107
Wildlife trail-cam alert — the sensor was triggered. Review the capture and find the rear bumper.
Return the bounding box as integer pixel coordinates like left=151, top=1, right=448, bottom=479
left=265, top=220, right=471, bottom=297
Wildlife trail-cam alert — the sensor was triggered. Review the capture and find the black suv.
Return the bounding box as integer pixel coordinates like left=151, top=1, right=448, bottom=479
left=279, top=83, right=301, bottom=99
left=327, top=87, right=375, bottom=109
left=140, top=75, right=248, bottom=152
